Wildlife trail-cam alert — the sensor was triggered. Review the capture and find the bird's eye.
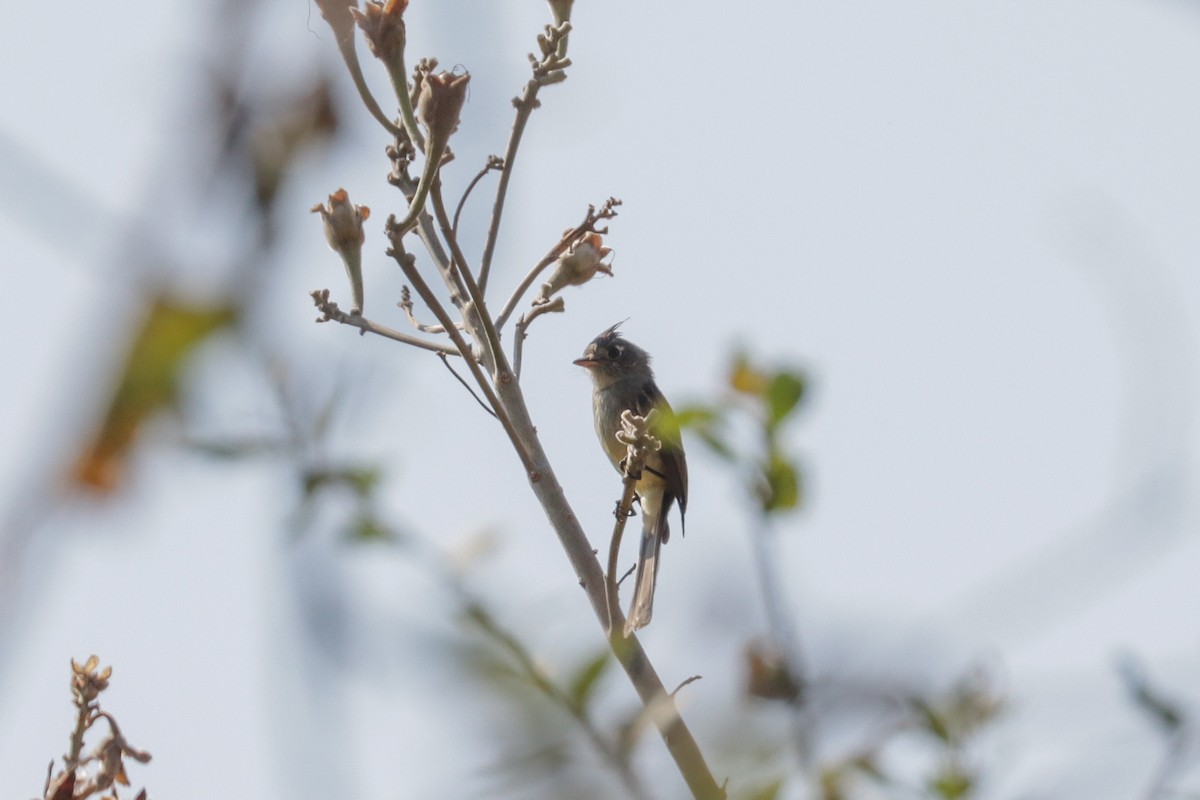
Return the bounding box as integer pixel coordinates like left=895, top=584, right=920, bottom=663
left=607, top=344, right=623, bottom=359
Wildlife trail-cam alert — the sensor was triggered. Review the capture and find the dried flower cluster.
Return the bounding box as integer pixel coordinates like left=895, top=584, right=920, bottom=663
left=41, top=657, right=151, bottom=800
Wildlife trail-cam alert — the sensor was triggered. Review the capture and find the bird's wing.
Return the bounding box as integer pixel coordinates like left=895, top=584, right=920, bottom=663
left=637, top=380, right=688, bottom=520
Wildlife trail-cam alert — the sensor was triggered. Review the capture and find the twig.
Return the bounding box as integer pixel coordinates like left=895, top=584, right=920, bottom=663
left=495, top=197, right=621, bottom=331
left=431, top=180, right=507, bottom=376
left=329, top=32, right=404, bottom=138
left=749, top=509, right=811, bottom=766
left=606, top=465, right=642, bottom=636
left=478, top=21, right=573, bottom=295
left=310, top=289, right=459, bottom=355
left=454, top=155, right=505, bottom=235
left=1140, top=731, right=1192, bottom=800
left=388, top=136, right=469, bottom=307
left=438, top=353, right=497, bottom=418
left=672, top=675, right=703, bottom=697
left=487, top=374, right=725, bottom=798
left=513, top=296, right=564, bottom=380
left=399, top=286, right=453, bottom=334
left=386, top=223, right=535, bottom=472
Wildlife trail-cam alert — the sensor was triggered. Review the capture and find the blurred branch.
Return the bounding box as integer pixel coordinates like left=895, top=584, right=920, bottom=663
left=462, top=602, right=650, bottom=800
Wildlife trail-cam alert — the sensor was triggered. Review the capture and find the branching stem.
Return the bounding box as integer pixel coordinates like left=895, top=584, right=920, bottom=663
left=478, top=22, right=573, bottom=295
left=332, top=37, right=404, bottom=137
left=310, top=289, right=459, bottom=355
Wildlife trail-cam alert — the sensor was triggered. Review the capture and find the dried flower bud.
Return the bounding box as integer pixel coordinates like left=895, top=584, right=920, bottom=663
left=94, top=736, right=124, bottom=790
left=417, top=71, right=470, bottom=144
left=312, top=189, right=370, bottom=314
left=313, top=0, right=359, bottom=46
left=71, top=655, right=112, bottom=704
left=351, top=0, right=408, bottom=66
left=535, top=232, right=613, bottom=303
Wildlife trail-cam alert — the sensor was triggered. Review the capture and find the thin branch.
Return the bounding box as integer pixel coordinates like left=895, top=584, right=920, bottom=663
left=478, top=21, right=573, bottom=295
left=386, top=223, right=535, bottom=472
left=1140, top=731, right=1192, bottom=800
left=513, top=296, right=564, bottom=380
left=431, top=179, right=480, bottom=289
left=454, top=155, right=505, bottom=235
left=672, top=675, right=703, bottom=697
left=399, top=285, right=453, bottom=334
left=388, top=135, right=468, bottom=305
left=749, top=509, right=812, bottom=766
left=438, top=353, right=497, bottom=418
left=330, top=35, right=404, bottom=137
left=606, top=464, right=641, bottom=636
left=485, top=369, right=726, bottom=797
left=494, top=197, right=620, bottom=331
left=431, top=179, right=507, bottom=376
left=310, top=289, right=459, bottom=355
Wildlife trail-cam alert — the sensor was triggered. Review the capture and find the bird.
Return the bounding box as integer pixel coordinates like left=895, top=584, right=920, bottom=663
left=574, top=323, right=688, bottom=634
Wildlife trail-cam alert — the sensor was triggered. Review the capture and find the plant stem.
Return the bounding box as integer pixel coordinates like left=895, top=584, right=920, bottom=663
left=491, top=377, right=726, bottom=799
left=479, top=78, right=542, bottom=296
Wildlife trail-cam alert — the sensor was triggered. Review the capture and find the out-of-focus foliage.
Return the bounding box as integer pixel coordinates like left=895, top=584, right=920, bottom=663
left=664, top=351, right=809, bottom=516
left=1118, top=655, right=1188, bottom=736
left=71, top=298, right=237, bottom=493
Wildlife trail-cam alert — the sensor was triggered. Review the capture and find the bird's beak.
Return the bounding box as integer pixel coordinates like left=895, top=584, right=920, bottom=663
left=573, top=357, right=597, bottom=368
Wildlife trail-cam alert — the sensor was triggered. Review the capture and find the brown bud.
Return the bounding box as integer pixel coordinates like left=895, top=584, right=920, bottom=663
left=312, top=189, right=370, bottom=314
left=417, top=71, right=470, bottom=143
left=351, top=0, right=408, bottom=66
left=535, top=232, right=612, bottom=303
left=71, top=655, right=112, bottom=703
left=313, top=0, right=359, bottom=46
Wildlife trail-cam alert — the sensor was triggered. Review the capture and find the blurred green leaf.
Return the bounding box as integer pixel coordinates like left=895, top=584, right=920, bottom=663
left=730, top=353, right=769, bottom=396
left=911, top=697, right=952, bottom=744
left=759, top=452, right=801, bottom=513
left=343, top=512, right=397, bottom=543
left=566, top=649, right=611, bottom=711
left=302, top=464, right=383, bottom=499
left=766, top=370, right=806, bottom=429
left=741, top=776, right=784, bottom=800
left=666, top=403, right=737, bottom=462
left=928, top=765, right=972, bottom=799
left=696, top=429, right=737, bottom=462
left=671, top=405, right=720, bottom=428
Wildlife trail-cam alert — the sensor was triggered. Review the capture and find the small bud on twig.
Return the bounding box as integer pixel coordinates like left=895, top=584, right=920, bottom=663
left=313, top=0, right=359, bottom=46
left=312, top=188, right=370, bottom=314
left=535, top=232, right=613, bottom=304
left=418, top=71, right=471, bottom=144
left=351, top=0, right=409, bottom=67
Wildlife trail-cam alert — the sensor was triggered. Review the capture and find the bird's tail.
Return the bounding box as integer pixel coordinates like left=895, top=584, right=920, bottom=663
left=625, top=509, right=666, bottom=635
